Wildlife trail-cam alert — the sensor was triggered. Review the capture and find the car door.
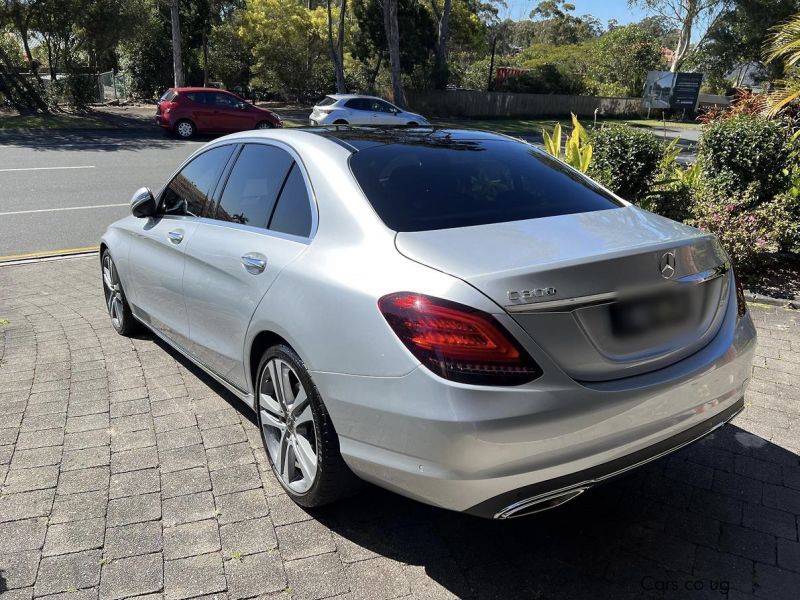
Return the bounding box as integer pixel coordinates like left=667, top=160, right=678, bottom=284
left=212, top=92, right=252, bottom=132
left=374, top=99, right=404, bottom=125
left=126, top=144, right=236, bottom=348
left=344, top=98, right=372, bottom=124
left=185, top=92, right=216, bottom=131
left=182, top=142, right=315, bottom=391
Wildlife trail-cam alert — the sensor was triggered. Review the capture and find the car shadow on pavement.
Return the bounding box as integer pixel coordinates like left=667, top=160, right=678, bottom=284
left=149, top=334, right=798, bottom=600
left=0, top=129, right=204, bottom=152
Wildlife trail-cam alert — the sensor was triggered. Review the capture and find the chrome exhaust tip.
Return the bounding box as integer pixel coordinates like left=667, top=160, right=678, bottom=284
left=494, top=486, right=589, bottom=519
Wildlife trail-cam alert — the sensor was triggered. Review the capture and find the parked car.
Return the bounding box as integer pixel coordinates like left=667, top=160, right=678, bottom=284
left=101, top=128, right=755, bottom=519
left=156, top=87, right=282, bottom=138
left=309, top=94, right=429, bottom=126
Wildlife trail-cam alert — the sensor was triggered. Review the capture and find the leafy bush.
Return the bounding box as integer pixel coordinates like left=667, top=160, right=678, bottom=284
left=689, top=181, right=800, bottom=274
left=494, top=63, right=585, bottom=95
left=45, top=75, right=98, bottom=109
left=697, top=115, right=792, bottom=201
left=588, top=124, right=665, bottom=201
left=542, top=113, right=592, bottom=173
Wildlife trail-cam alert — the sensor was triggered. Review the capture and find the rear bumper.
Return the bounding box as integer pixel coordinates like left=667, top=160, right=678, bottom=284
left=312, top=304, right=756, bottom=516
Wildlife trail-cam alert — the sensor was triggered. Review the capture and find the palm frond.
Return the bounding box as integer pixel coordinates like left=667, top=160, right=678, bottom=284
left=765, top=15, right=800, bottom=66
left=763, top=78, right=800, bottom=117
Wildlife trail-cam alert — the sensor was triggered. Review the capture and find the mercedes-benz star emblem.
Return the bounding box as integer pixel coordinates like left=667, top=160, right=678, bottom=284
left=659, top=251, right=676, bottom=279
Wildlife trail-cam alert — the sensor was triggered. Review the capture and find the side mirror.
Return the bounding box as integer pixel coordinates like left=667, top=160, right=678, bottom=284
left=130, top=187, right=157, bottom=218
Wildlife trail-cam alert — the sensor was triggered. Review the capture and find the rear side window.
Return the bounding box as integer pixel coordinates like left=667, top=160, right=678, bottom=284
left=346, top=98, right=368, bottom=111
left=160, top=145, right=234, bottom=217
left=160, top=90, right=176, bottom=102
left=349, top=139, right=623, bottom=232
left=185, top=92, right=210, bottom=104
left=269, top=163, right=312, bottom=237
left=317, top=96, right=336, bottom=106
left=215, top=144, right=293, bottom=226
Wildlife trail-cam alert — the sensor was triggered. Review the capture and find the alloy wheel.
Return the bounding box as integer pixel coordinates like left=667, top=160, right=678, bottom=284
left=256, top=121, right=272, bottom=129
left=176, top=121, right=194, bottom=138
left=102, top=254, right=124, bottom=330
left=259, top=358, right=318, bottom=493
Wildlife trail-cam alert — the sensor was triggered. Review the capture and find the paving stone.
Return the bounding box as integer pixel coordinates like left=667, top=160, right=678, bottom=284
left=0, top=427, right=20, bottom=446
left=713, top=470, right=763, bottom=504
left=163, top=552, right=227, bottom=600
left=10, top=445, right=62, bottom=469
left=106, top=492, right=161, bottom=527
left=201, top=424, right=247, bottom=449
left=20, top=413, right=66, bottom=433
left=743, top=503, right=798, bottom=540
left=777, top=538, right=800, bottom=573
left=67, top=400, right=109, bottom=418
left=0, top=488, right=55, bottom=522
left=215, top=488, right=269, bottom=525
left=109, top=398, right=150, bottom=419
left=104, top=521, right=163, bottom=560
left=205, top=442, right=253, bottom=471
left=156, top=427, right=202, bottom=451
left=285, top=552, right=348, bottom=600
left=159, top=444, right=207, bottom=473
left=162, top=491, right=216, bottom=527
left=99, top=552, right=163, bottom=600
left=268, top=494, right=313, bottom=526
left=110, top=446, right=159, bottom=474
left=61, top=446, right=110, bottom=471
left=109, top=468, right=160, bottom=499
left=753, top=562, right=800, bottom=600
left=164, top=518, right=221, bottom=559
left=153, top=413, right=196, bottom=434
left=65, top=414, right=108, bottom=434
left=196, top=409, right=240, bottom=431
left=344, top=556, right=410, bottom=600
left=2, top=465, right=59, bottom=493
left=276, top=519, right=336, bottom=561
left=50, top=490, right=108, bottom=524
left=209, top=463, right=261, bottom=496
left=719, top=523, right=776, bottom=564
left=219, top=516, right=278, bottom=558
left=764, top=484, right=800, bottom=515
left=43, top=517, right=105, bottom=556
left=693, top=545, right=754, bottom=593
left=35, top=587, right=98, bottom=600
left=63, top=429, right=110, bottom=451
left=0, top=550, right=40, bottom=589
left=16, top=427, right=64, bottom=450
left=56, top=467, right=109, bottom=495
left=0, top=517, right=47, bottom=552
left=161, top=466, right=211, bottom=499
left=34, top=549, right=102, bottom=596
left=225, top=550, right=286, bottom=599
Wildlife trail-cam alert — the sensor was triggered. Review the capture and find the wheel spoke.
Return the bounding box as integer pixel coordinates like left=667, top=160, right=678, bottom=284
left=259, top=406, right=285, bottom=431
left=291, top=389, right=308, bottom=418
left=294, top=434, right=317, bottom=481
left=259, top=392, right=284, bottom=420
left=280, top=435, right=294, bottom=483
left=112, top=297, right=123, bottom=323
left=103, top=266, right=113, bottom=291
left=294, top=402, right=313, bottom=427
left=106, top=289, right=115, bottom=313
left=280, top=363, right=295, bottom=406
left=267, top=360, right=286, bottom=409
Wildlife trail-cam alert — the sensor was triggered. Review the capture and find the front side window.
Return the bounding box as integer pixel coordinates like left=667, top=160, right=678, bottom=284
left=160, top=145, right=234, bottom=217
left=269, top=163, right=313, bottom=237
left=374, top=100, right=396, bottom=113
left=215, top=144, right=293, bottom=226
left=213, top=92, right=238, bottom=108
left=349, top=139, right=624, bottom=232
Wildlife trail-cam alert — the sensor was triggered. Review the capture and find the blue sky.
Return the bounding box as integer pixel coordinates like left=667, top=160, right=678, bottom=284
left=504, top=0, right=649, bottom=26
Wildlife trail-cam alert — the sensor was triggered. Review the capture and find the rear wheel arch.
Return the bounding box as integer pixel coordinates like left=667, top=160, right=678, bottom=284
left=333, top=119, right=348, bottom=125
left=249, top=330, right=290, bottom=395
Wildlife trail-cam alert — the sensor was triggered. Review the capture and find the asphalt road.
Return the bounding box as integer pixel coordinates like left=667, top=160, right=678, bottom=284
left=0, top=130, right=205, bottom=259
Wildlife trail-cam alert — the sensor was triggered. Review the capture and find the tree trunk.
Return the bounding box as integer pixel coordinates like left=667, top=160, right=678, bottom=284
left=382, top=0, right=404, bottom=108
left=487, top=35, right=496, bottom=91
left=170, top=0, right=185, bottom=87
left=433, top=0, right=452, bottom=89
left=326, top=0, right=347, bottom=93
left=670, top=0, right=696, bottom=72
left=202, top=26, right=209, bottom=87
left=367, top=54, right=382, bottom=93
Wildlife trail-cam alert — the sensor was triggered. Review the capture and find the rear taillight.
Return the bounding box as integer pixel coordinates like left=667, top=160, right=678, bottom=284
left=378, top=292, right=542, bottom=386
left=732, top=266, right=747, bottom=318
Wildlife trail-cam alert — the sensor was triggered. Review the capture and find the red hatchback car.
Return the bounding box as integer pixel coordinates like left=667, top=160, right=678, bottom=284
left=156, top=87, right=282, bottom=138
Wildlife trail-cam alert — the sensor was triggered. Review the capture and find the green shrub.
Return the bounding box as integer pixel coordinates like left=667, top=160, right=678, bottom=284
left=689, top=180, right=800, bottom=274
left=588, top=124, right=665, bottom=201
left=45, top=75, right=99, bottom=109
left=697, top=115, right=792, bottom=201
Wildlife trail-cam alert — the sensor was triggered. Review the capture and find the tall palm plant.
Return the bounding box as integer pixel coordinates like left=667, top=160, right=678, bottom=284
left=764, top=14, right=800, bottom=117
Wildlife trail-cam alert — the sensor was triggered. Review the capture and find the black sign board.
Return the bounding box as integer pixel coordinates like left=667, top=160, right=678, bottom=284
left=669, top=72, right=703, bottom=109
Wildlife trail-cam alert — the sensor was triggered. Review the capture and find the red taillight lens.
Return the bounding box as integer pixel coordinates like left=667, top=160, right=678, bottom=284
left=378, top=292, right=542, bottom=385
left=732, top=266, right=747, bottom=318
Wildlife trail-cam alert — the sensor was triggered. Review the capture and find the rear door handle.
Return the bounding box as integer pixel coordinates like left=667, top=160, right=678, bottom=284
left=241, top=253, right=267, bottom=274
left=168, top=230, right=184, bottom=244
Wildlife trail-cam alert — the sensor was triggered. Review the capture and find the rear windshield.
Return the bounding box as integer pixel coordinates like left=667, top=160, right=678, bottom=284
left=348, top=139, right=623, bottom=232
left=160, top=90, right=177, bottom=102
left=317, top=96, right=336, bottom=106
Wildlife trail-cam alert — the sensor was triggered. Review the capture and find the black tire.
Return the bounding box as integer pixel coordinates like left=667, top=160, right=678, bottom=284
left=174, top=119, right=195, bottom=139
left=407, top=121, right=419, bottom=127
left=256, top=120, right=274, bottom=130
left=256, top=344, right=361, bottom=508
left=101, top=250, right=140, bottom=337
left=333, top=119, right=348, bottom=125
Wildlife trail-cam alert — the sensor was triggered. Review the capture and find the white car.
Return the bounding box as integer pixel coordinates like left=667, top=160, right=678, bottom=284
left=309, top=94, right=430, bottom=126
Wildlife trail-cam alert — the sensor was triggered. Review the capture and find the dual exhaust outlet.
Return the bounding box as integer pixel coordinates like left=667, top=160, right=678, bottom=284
left=494, top=486, right=589, bottom=519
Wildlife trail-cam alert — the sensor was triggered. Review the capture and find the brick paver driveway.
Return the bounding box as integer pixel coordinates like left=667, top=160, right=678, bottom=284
left=1, top=256, right=799, bottom=600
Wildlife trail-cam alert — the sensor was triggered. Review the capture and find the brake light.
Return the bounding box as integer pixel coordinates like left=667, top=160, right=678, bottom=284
left=732, top=266, right=747, bottom=318
left=378, top=292, right=542, bottom=385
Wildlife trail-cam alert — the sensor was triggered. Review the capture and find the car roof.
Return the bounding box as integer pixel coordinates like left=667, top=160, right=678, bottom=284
left=172, top=87, right=235, bottom=93
left=212, top=126, right=517, bottom=153
left=326, top=94, right=389, bottom=102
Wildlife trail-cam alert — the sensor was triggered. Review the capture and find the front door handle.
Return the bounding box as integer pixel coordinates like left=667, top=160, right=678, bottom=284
left=168, top=230, right=184, bottom=244
left=241, top=253, right=267, bottom=274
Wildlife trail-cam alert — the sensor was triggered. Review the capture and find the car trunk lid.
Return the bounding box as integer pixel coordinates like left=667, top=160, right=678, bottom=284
left=395, top=207, right=730, bottom=381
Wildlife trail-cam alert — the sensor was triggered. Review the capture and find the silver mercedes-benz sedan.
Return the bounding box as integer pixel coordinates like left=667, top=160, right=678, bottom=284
left=100, top=127, right=756, bottom=519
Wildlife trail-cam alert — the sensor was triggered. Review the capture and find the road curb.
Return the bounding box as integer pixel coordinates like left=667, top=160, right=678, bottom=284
left=744, top=290, right=799, bottom=310
left=0, top=247, right=99, bottom=267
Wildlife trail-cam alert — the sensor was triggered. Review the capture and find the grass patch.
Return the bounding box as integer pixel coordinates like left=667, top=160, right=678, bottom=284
left=431, top=116, right=701, bottom=136
left=0, top=112, right=111, bottom=129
